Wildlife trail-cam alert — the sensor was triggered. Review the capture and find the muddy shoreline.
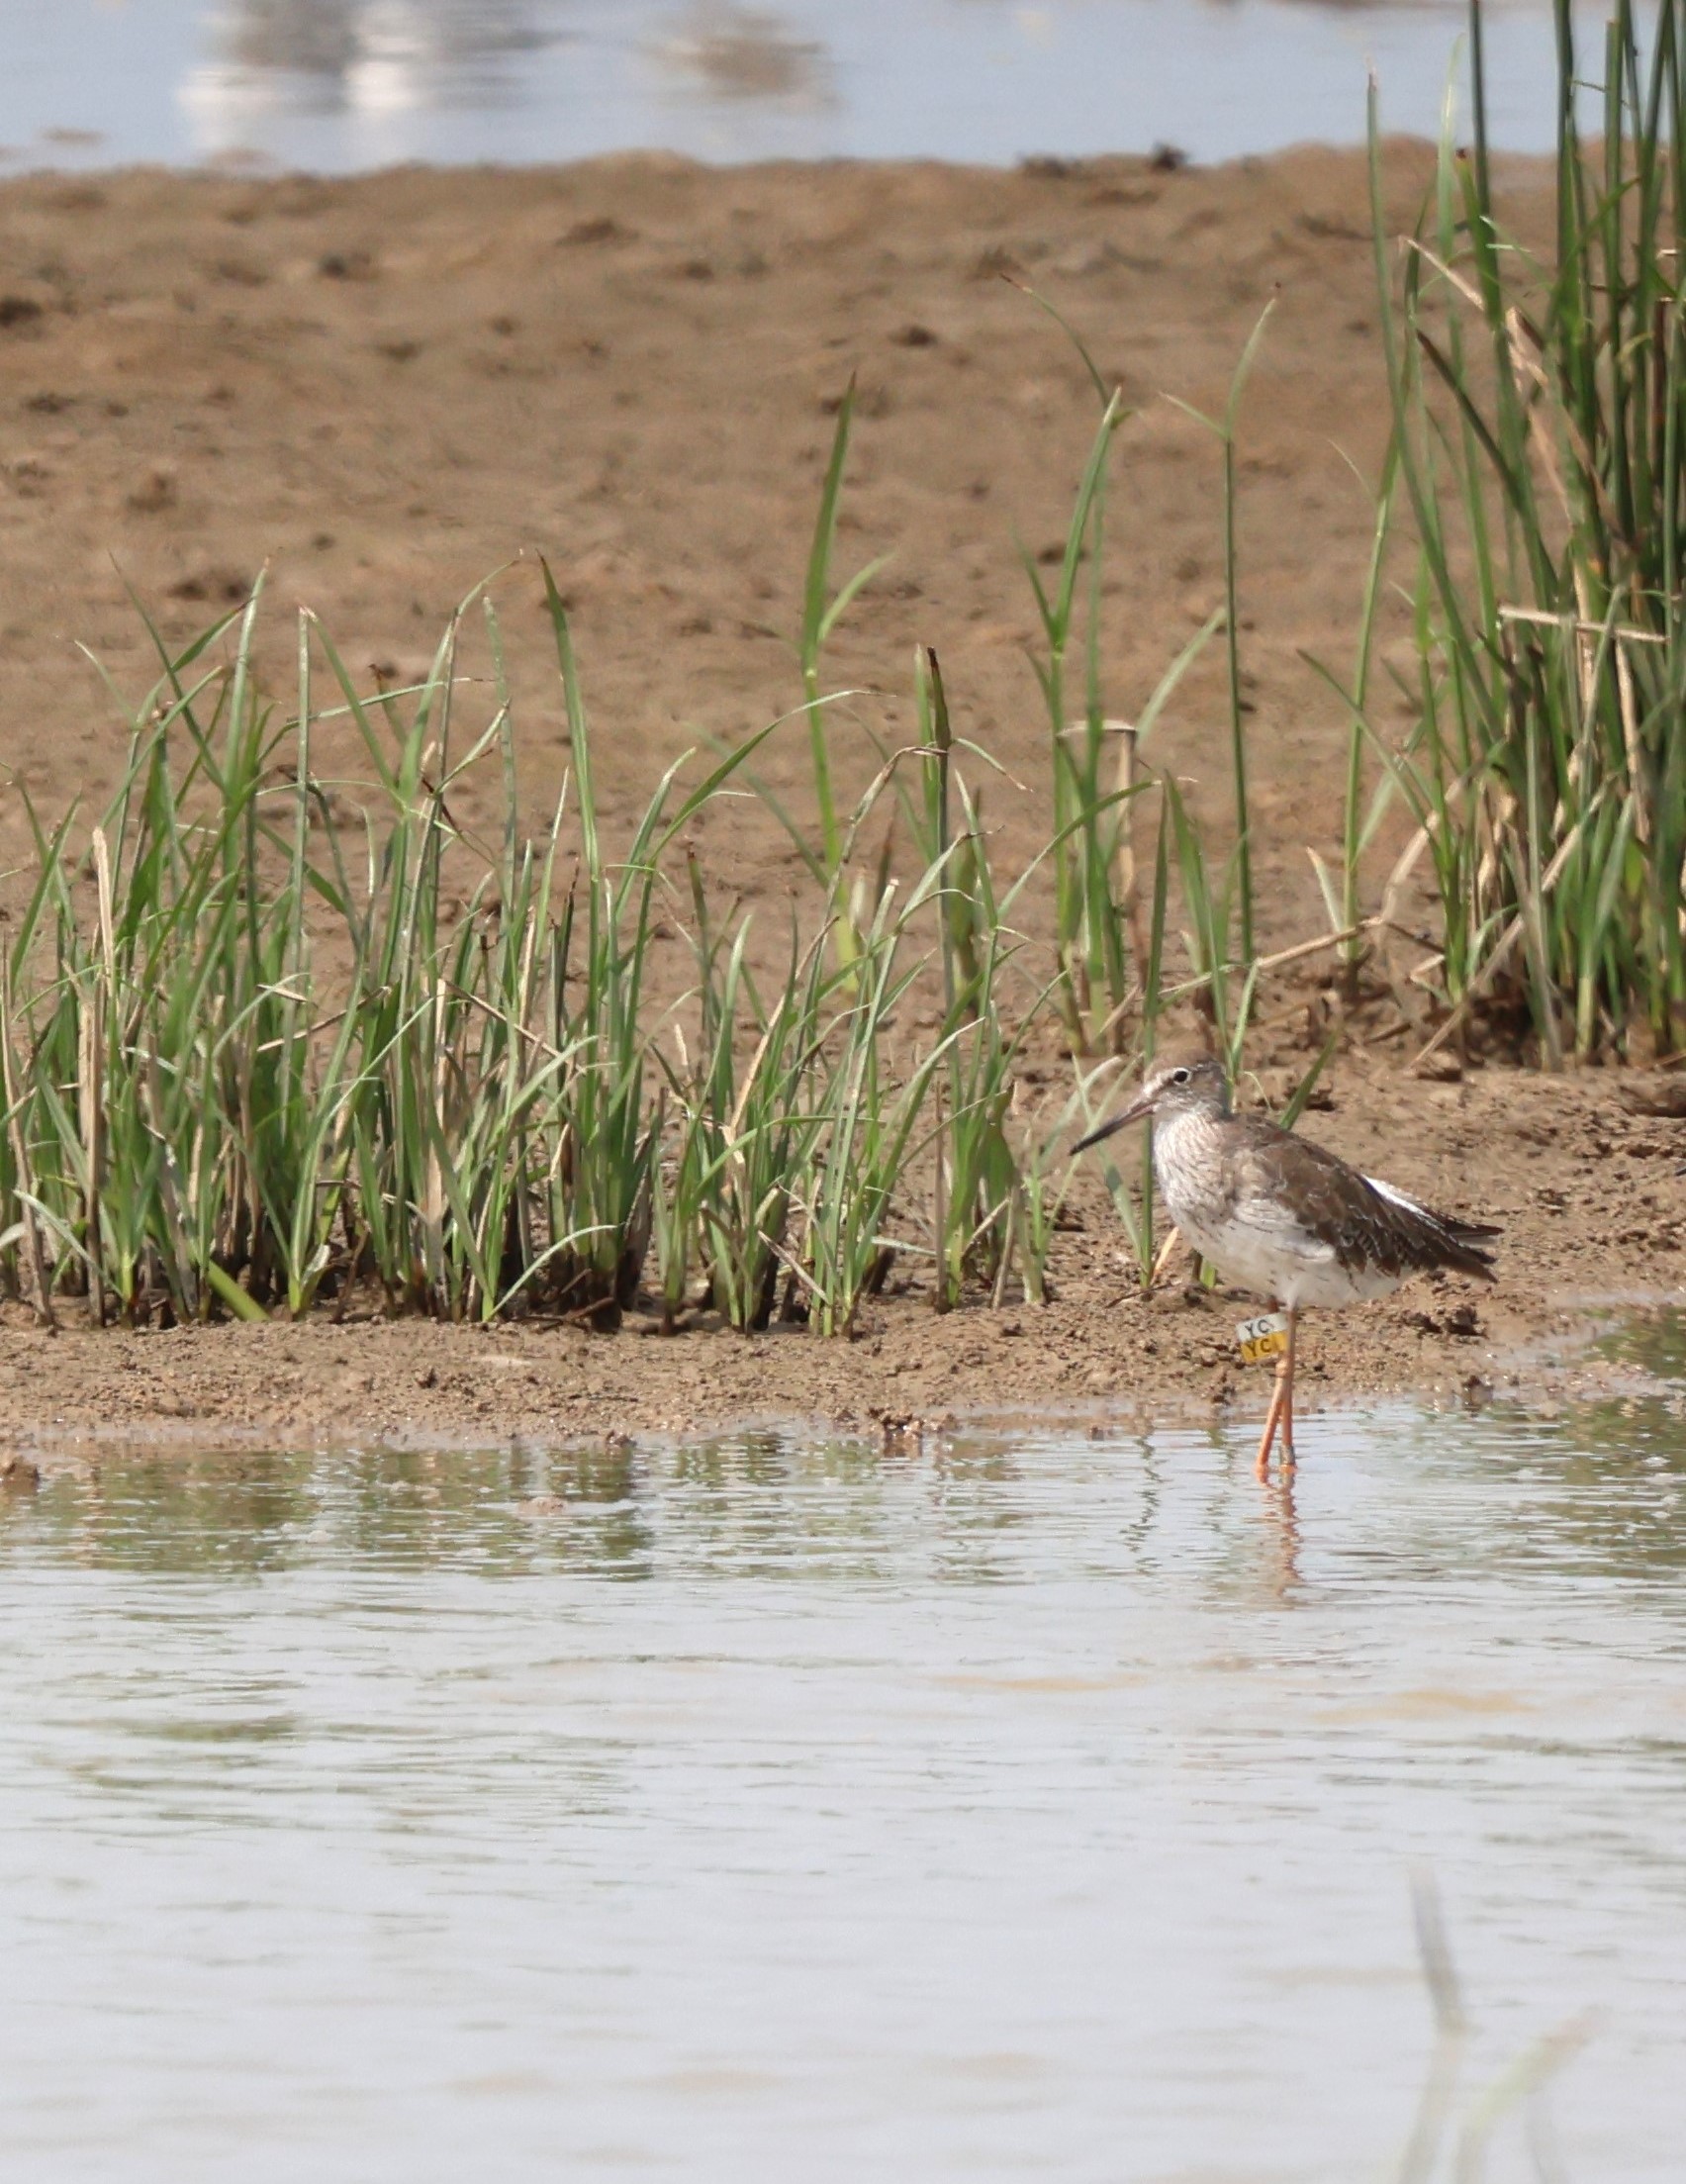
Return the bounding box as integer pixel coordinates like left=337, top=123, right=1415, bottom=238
left=3, top=1064, right=1680, bottom=1456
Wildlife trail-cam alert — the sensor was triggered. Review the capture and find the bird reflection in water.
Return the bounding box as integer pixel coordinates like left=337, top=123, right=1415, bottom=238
left=191, top=2, right=831, bottom=116
left=191, top=0, right=556, bottom=114
left=1255, top=1465, right=1302, bottom=1601
left=652, top=6, right=832, bottom=107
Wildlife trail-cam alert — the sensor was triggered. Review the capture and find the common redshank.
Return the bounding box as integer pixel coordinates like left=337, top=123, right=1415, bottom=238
left=1077, top=1051, right=1499, bottom=1478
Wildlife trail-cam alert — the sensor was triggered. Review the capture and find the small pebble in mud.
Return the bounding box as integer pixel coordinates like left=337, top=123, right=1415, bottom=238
left=2, top=1455, right=41, bottom=1490
left=127, top=467, right=176, bottom=513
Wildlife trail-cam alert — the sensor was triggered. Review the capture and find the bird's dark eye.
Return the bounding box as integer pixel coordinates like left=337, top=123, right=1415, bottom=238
left=1171, top=1067, right=1190, bottom=1085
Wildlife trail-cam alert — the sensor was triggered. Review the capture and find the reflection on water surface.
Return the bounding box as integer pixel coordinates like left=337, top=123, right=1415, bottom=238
left=3, top=0, right=1625, bottom=172
left=207, top=0, right=562, bottom=104
left=3, top=1396, right=1685, bottom=2180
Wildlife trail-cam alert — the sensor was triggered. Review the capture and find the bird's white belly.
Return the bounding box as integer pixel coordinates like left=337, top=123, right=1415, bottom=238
left=1172, top=1208, right=1402, bottom=1309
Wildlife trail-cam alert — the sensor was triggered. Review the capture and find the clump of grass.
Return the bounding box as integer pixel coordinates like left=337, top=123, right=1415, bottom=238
left=658, top=873, right=830, bottom=1332
left=1361, top=0, right=1686, bottom=1061
left=0, top=575, right=1317, bottom=1337
left=0, top=278, right=1357, bottom=1336
left=910, top=646, right=1040, bottom=1309
left=5, top=583, right=333, bottom=1328
left=315, top=596, right=582, bottom=1323
left=0, top=568, right=793, bottom=1330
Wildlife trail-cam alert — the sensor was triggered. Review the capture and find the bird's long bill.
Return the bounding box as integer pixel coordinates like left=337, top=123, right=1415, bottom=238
left=1074, top=1091, right=1155, bottom=1153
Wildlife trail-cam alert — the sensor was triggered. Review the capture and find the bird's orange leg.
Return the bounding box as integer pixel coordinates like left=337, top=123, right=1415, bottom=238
left=1278, top=1306, right=1299, bottom=1471
left=1253, top=1306, right=1301, bottom=1481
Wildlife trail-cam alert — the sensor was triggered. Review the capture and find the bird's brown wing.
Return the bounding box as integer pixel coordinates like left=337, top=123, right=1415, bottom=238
left=1224, top=1114, right=1499, bottom=1282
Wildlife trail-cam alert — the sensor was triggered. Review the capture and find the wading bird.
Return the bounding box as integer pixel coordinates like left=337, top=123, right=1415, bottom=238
left=1077, top=1050, right=1499, bottom=1478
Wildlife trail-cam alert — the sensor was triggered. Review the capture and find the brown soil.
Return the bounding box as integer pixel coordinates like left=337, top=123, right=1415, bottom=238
left=1, top=143, right=1678, bottom=1455
left=0, top=140, right=1508, bottom=934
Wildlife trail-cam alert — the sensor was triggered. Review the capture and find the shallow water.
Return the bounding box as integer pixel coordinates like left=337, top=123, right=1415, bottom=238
left=3, top=1396, right=1685, bottom=2181
left=3, top=0, right=1629, bottom=174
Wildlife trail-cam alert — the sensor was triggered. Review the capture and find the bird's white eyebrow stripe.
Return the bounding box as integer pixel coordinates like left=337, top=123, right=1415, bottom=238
left=1364, top=1175, right=1426, bottom=1214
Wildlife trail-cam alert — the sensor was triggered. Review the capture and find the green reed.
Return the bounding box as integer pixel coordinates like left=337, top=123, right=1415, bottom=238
left=1362, top=0, right=1686, bottom=1059
left=658, top=878, right=832, bottom=1332
left=0, top=279, right=1337, bottom=1333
